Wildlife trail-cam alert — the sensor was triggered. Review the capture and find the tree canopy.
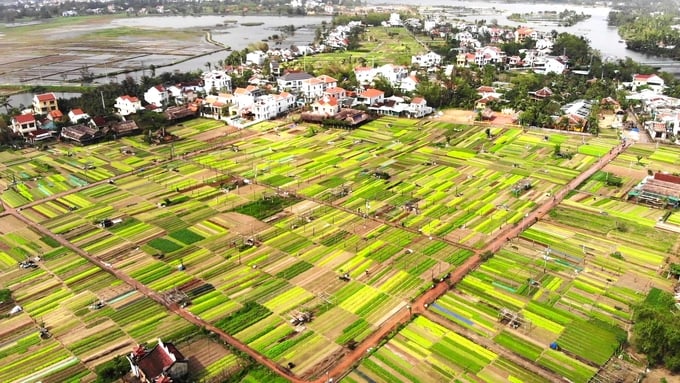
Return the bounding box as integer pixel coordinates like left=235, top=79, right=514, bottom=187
left=632, top=288, right=680, bottom=372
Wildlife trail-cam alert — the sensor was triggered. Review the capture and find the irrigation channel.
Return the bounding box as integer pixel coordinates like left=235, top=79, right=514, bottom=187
left=0, top=124, right=632, bottom=382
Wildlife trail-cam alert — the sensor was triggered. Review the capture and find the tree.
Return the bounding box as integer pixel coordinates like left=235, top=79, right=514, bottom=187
left=79, top=66, right=95, bottom=84
left=0, top=288, right=10, bottom=303
left=632, top=289, right=680, bottom=373
left=551, top=33, right=592, bottom=67
left=94, top=355, right=130, bottom=383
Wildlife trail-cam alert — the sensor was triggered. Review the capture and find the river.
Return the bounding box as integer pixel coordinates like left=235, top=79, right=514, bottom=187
left=370, top=0, right=679, bottom=73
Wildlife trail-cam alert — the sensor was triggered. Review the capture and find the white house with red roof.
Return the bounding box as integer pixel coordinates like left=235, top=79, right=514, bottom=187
left=144, top=85, right=170, bottom=108
left=474, top=46, right=506, bottom=66
left=515, top=26, right=538, bottom=43
left=310, top=96, right=340, bottom=116
left=324, top=86, right=347, bottom=100
left=632, top=74, right=666, bottom=94
left=354, top=66, right=374, bottom=85
left=115, top=95, right=143, bottom=116
left=358, top=88, right=385, bottom=106
left=32, top=93, right=58, bottom=115
left=128, top=339, right=188, bottom=383
left=300, top=75, right=337, bottom=100
left=68, top=108, right=90, bottom=124
left=408, top=97, right=433, bottom=118
left=11, top=114, right=38, bottom=135
left=400, top=75, right=420, bottom=92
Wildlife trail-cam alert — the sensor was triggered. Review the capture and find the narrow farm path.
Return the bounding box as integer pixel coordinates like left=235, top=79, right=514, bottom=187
left=2, top=133, right=631, bottom=383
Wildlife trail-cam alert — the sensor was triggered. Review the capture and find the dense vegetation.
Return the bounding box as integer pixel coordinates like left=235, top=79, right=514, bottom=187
left=94, top=355, right=130, bottom=383
left=632, top=288, right=680, bottom=372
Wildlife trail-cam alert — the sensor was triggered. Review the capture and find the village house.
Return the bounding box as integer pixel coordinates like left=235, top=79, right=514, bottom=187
left=400, top=75, right=419, bottom=93
left=411, top=51, right=442, bottom=68
left=68, top=108, right=90, bottom=124
left=115, top=95, right=143, bottom=116
left=112, top=120, right=140, bottom=137
left=354, top=66, right=374, bottom=86
left=47, top=109, right=64, bottom=122
left=246, top=50, right=268, bottom=66
left=376, top=64, right=409, bottom=87
left=474, top=46, right=506, bottom=66
left=310, top=96, right=341, bottom=117
left=202, top=70, right=232, bottom=94
left=515, top=26, right=538, bottom=43
left=144, top=85, right=169, bottom=108
left=201, top=93, right=232, bottom=120
left=357, top=88, right=385, bottom=106
left=60, top=124, right=103, bottom=144
left=300, top=75, right=338, bottom=100
left=369, top=96, right=433, bottom=118
left=32, top=93, right=58, bottom=115
left=252, top=92, right=296, bottom=121
left=541, top=56, right=568, bottom=75
left=324, top=86, right=347, bottom=101
left=277, top=71, right=314, bottom=93
left=128, top=339, right=189, bottom=383
left=11, top=114, right=38, bottom=135
left=632, top=73, right=666, bottom=94
left=556, top=99, right=594, bottom=131
left=529, top=87, right=554, bottom=101
left=407, top=97, right=434, bottom=118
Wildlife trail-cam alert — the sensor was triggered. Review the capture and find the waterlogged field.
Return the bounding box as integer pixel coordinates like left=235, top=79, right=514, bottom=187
left=0, top=116, right=635, bottom=381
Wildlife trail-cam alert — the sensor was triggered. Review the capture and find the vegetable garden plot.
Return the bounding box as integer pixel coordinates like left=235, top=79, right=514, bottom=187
left=345, top=316, right=549, bottom=383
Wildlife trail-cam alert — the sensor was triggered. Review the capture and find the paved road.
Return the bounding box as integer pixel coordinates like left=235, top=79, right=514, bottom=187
left=4, top=135, right=630, bottom=383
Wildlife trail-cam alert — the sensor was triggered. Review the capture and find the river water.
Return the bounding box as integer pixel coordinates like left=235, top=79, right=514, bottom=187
left=370, top=0, right=679, bottom=72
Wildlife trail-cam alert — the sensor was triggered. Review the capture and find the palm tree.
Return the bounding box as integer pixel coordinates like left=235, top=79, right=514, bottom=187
left=0, top=95, right=12, bottom=114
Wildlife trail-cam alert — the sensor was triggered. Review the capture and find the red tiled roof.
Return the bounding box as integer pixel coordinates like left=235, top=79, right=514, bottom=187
left=411, top=97, right=425, bottom=104
left=654, top=173, right=680, bottom=184
left=120, top=95, right=139, bottom=102
left=36, top=93, right=56, bottom=102
left=317, top=75, right=337, bottom=83
left=633, top=74, right=653, bottom=81
left=49, top=110, right=63, bottom=119
left=14, top=114, right=35, bottom=124
left=318, top=96, right=338, bottom=106
left=136, top=342, right=185, bottom=380
left=71, top=108, right=85, bottom=115
left=361, top=88, right=384, bottom=98
left=477, top=86, right=495, bottom=93
left=325, top=87, right=345, bottom=94
left=354, top=66, right=372, bottom=72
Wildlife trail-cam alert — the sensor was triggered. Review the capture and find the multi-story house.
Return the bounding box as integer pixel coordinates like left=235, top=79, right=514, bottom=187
left=411, top=51, right=442, bottom=68
left=277, top=71, right=314, bottom=92
left=202, top=70, right=232, bottom=94
left=358, top=88, right=385, bottom=106
left=144, top=85, right=169, bottom=108
left=11, top=114, right=38, bottom=135
left=252, top=92, right=296, bottom=120
left=115, top=95, right=143, bottom=116
left=32, top=93, right=58, bottom=115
